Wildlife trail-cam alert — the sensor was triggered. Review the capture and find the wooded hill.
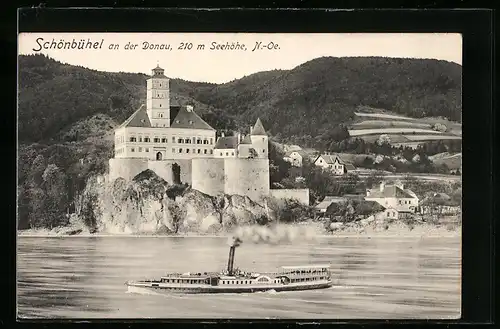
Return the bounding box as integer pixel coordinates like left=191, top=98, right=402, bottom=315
left=18, top=54, right=462, bottom=144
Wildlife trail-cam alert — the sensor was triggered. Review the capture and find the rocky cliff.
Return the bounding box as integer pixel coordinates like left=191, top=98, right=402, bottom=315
left=73, top=170, right=270, bottom=235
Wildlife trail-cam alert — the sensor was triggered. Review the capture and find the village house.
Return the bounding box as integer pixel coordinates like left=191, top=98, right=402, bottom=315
left=314, top=196, right=348, bottom=215
left=283, top=149, right=309, bottom=167
left=419, top=192, right=461, bottom=215
left=364, top=182, right=419, bottom=216
left=313, top=154, right=356, bottom=175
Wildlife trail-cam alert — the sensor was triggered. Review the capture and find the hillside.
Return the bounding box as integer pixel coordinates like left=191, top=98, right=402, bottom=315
left=18, top=54, right=233, bottom=143
left=18, top=54, right=462, bottom=144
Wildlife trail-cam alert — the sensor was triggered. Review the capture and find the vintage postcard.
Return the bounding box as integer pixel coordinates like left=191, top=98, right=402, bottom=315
left=17, top=32, right=462, bottom=319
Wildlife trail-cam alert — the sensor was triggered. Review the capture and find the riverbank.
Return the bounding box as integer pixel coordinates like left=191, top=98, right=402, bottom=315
left=17, top=221, right=461, bottom=239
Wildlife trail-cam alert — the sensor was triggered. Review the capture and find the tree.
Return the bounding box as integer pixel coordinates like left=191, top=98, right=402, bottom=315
left=41, top=164, right=69, bottom=228
left=168, top=202, right=186, bottom=234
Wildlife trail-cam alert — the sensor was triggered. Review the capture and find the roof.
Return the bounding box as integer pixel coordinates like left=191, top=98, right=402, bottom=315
left=315, top=196, right=347, bottom=209
left=214, top=136, right=238, bottom=149
left=118, top=105, right=151, bottom=128
left=285, top=150, right=308, bottom=158
left=420, top=193, right=459, bottom=206
left=251, top=118, right=267, bottom=136
left=315, top=154, right=344, bottom=164
left=170, top=106, right=215, bottom=130
left=151, top=65, right=167, bottom=78
left=366, top=185, right=417, bottom=199
left=281, top=265, right=330, bottom=270
left=344, top=163, right=356, bottom=170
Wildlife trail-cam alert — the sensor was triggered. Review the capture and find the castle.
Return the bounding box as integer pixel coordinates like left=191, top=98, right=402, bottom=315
left=108, top=64, right=309, bottom=203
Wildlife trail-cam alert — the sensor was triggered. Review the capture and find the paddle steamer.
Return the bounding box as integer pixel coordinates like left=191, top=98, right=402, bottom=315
left=126, top=241, right=333, bottom=294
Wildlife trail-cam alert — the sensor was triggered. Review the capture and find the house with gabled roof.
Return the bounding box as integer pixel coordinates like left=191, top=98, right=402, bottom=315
left=213, top=119, right=269, bottom=159
left=365, top=181, right=419, bottom=213
left=313, top=153, right=356, bottom=175
left=283, top=149, right=309, bottom=167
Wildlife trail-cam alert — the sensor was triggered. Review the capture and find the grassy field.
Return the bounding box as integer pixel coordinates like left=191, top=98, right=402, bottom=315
left=429, top=152, right=462, bottom=170
left=349, top=127, right=443, bottom=136
left=351, top=119, right=431, bottom=129
left=404, top=135, right=462, bottom=141
left=349, top=110, right=462, bottom=144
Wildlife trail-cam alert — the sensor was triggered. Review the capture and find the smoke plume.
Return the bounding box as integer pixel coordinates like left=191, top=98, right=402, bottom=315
left=229, top=224, right=319, bottom=246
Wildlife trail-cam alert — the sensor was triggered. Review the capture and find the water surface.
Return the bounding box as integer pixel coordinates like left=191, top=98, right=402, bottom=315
left=17, top=236, right=461, bottom=319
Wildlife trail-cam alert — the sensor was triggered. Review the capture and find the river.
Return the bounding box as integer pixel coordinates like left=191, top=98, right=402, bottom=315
left=17, top=236, right=461, bottom=319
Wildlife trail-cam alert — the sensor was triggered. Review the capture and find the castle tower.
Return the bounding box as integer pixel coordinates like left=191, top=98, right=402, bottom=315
left=146, top=64, right=170, bottom=127
left=250, top=118, right=268, bottom=159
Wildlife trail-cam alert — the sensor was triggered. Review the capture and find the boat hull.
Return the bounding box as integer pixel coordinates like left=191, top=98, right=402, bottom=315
left=126, top=280, right=333, bottom=294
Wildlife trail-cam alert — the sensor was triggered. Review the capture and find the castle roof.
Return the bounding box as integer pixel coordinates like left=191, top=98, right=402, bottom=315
left=214, top=136, right=239, bottom=149
left=251, top=118, right=267, bottom=136
left=118, top=105, right=151, bottom=128
left=240, top=134, right=252, bottom=144
left=170, top=106, right=215, bottom=130
left=151, top=64, right=167, bottom=78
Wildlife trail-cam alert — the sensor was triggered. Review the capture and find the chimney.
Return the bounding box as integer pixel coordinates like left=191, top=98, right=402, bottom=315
left=221, top=131, right=225, bottom=138
left=379, top=182, right=385, bottom=192
left=227, top=246, right=236, bottom=275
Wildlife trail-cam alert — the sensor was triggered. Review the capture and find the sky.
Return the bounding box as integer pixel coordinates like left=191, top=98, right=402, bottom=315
left=18, top=33, right=462, bottom=84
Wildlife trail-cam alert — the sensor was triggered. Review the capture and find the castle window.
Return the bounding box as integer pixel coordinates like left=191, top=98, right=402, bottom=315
left=129, top=137, right=137, bottom=142
left=161, top=138, right=167, bottom=143
left=192, top=137, right=196, bottom=143
left=178, top=138, right=184, bottom=143
left=138, top=147, right=143, bottom=152
left=210, top=138, right=213, bottom=145
left=197, top=149, right=201, bottom=154
left=203, top=139, right=208, bottom=145
left=262, top=138, right=265, bottom=141
left=145, top=148, right=149, bottom=152
left=144, top=137, right=150, bottom=142
left=172, top=137, right=176, bottom=143
left=131, top=148, right=135, bottom=152
left=262, top=149, right=265, bottom=153
left=204, top=149, right=207, bottom=154
left=159, top=104, right=162, bottom=108
left=186, top=149, right=190, bottom=153
left=159, top=113, right=163, bottom=117
left=185, top=138, right=191, bottom=144
left=179, top=149, right=183, bottom=153
left=154, top=137, right=160, bottom=143
left=139, top=137, right=143, bottom=142
left=231, top=152, right=234, bottom=156
left=220, top=153, right=223, bottom=156
left=197, top=139, right=202, bottom=144
left=226, top=152, right=229, bottom=156
left=210, top=150, right=213, bottom=154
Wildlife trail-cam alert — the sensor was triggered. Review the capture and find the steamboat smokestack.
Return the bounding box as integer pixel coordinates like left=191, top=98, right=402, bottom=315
left=226, top=236, right=242, bottom=275
left=227, top=245, right=236, bottom=275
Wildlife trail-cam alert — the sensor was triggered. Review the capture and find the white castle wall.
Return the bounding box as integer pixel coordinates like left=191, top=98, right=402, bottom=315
left=108, top=158, right=148, bottom=181
left=269, top=189, right=310, bottom=205
left=224, top=158, right=270, bottom=203
left=146, top=160, right=174, bottom=183
left=192, top=158, right=226, bottom=196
